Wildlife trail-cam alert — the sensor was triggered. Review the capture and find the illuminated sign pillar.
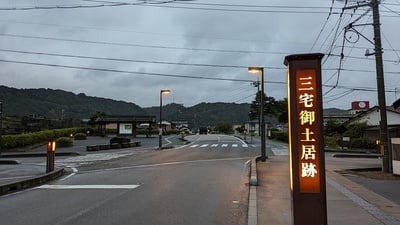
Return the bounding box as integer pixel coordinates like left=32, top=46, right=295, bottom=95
left=284, top=53, right=327, bottom=225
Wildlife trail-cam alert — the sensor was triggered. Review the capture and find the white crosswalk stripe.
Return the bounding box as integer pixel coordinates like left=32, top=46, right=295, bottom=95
left=186, top=143, right=251, bottom=149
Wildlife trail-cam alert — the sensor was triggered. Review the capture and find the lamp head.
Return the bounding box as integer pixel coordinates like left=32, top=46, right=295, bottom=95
left=248, top=67, right=263, bottom=74
left=161, top=89, right=171, bottom=94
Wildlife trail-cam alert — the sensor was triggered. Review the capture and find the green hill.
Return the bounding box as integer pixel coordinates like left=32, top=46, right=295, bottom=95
left=144, top=102, right=252, bottom=127
left=0, top=86, right=146, bottom=119
left=2, top=86, right=342, bottom=128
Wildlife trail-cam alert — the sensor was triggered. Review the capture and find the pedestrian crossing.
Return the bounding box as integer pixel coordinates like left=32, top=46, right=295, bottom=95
left=187, top=143, right=252, bottom=149
left=184, top=142, right=289, bottom=155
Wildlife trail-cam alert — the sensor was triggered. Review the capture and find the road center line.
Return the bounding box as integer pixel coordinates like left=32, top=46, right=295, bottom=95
left=38, top=185, right=140, bottom=189
left=80, top=157, right=251, bottom=174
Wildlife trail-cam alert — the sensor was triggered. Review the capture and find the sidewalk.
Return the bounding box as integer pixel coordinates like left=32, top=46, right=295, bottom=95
left=255, top=156, right=400, bottom=225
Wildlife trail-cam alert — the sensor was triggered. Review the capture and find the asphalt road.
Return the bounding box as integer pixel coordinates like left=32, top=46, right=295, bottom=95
left=0, top=134, right=259, bottom=225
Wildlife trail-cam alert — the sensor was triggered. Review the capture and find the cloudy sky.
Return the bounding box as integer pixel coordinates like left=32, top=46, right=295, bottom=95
left=0, top=0, right=399, bottom=109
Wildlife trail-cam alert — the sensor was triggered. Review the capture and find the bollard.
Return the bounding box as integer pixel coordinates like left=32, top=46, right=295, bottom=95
left=46, top=140, right=56, bottom=173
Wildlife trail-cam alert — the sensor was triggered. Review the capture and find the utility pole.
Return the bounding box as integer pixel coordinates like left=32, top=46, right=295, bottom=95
left=371, top=0, right=391, bottom=173
left=343, top=0, right=391, bottom=172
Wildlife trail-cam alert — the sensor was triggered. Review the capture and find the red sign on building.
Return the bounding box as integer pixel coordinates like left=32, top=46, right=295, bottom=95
left=351, top=101, right=370, bottom=110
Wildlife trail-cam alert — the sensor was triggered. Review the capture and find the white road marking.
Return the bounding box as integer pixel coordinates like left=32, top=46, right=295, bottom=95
left=56, top=152, right=134, bottom=167
left=221, top=144, right=228, bottom=147
left=233, top=136, right=248, bottom=145
left=189, top=144, right=198, bottom=148
left=82, top=157, right=251, bottom=174
left=60, top=167, right=78, bottom=181
left=242, top=144, right=248, bottom=148
left=200, top=144, right=209, bottom=148
left=38, top=185, right=140, bottom=189
left=232, top=144, right=238, bottom=147
left=211, top=144, right=218, bottom=147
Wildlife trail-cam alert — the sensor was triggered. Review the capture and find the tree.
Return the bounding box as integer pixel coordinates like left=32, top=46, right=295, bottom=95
left=235, top=125, right=245, bottom=134
left=248, top=91, right=278, bottom=121
left=88, top=111, right=107, bottom=125
left=324, top=118, right=341, bottom=135
left=276, top=98, right=288, bottom=123
left=214, top=121, right=234, bottom=134
left=343, top=122, right=368, bottom=138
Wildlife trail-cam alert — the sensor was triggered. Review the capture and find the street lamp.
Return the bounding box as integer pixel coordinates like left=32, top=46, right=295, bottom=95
left=159, top=89, right=171, bottom=149
left=248, top=67, right=267, bottom=161
left=0, top=100, right=2, bottom=156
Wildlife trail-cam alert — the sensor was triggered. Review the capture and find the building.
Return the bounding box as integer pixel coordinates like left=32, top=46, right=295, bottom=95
left=346, top=106, right=400, bottom=139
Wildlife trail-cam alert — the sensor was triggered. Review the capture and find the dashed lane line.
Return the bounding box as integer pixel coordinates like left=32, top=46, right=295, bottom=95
left=37, top=185, right=140, bottom=190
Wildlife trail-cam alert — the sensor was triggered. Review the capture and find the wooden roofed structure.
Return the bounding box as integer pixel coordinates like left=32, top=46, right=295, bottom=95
left=95, top=115, right=156, bottom=137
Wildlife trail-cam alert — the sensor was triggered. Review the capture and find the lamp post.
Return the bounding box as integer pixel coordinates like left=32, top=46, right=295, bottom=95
left=159, top=89, right=171, bottom=149
left=248, top=67, right=267, bottom=161
left=0, top=100, right=2, bottom=156
left=251, top=80, right=261, bottom=136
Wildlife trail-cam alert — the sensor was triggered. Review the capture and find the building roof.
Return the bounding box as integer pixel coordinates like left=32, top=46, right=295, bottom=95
left=95, top=115, right=156, bottom=124
left=345, top=106, right=400, bottom=126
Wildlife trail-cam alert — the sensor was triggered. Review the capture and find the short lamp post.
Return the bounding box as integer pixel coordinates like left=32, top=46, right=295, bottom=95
left=248, top=67, right=267, bottom=161
left=159, top=89, right=171, bottom=149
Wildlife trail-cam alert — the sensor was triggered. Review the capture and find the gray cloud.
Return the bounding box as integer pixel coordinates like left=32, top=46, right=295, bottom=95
left=0, top=0, right=399, bottom=110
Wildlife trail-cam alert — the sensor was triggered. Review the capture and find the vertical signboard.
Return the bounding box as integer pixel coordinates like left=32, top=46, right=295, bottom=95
left=284, top=53, right=327, bottom=225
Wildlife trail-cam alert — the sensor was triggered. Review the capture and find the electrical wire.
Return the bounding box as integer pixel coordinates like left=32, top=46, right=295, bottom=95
left=0, top=48, right=283, bottom=70
left=310, top=0, right=336, bottom=51
left=0, top=58, right=283, bottom=84
left=2, top=47, right=399, bottom=75
left=0, top=33, right=288, bottom=55
left=0, top=58, right=397, bottom=94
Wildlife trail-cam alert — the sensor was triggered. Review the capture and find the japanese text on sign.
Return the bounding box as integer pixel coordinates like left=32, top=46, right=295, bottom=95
left=296, top=69, right=320, bottom=193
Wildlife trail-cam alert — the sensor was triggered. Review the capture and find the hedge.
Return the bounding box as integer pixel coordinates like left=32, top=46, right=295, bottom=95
left=74, top=133, right=87, bottom=140
left=56, top=137, right=73, bottom=147
left=1, top=127, right=88, bottom=149
left=271, top=130, right=289, bottom=143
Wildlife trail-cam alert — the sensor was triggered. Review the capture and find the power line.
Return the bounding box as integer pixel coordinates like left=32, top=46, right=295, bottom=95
left=2, top=48, right=399, bottom=75
left=0, top=1, right=397, bottom=18
left=0, top=48, right=283, bottom=70
left=3, top=32, right=399, bottom=64
left=0, top=58, right=397, bottom=94
left=0, top=58, right=273, bottom=83
left=0, top=33, right=288, bottom=55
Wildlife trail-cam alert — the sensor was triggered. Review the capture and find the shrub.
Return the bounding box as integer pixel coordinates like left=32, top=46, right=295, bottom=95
left=324, top=136, right=339, bottom=148
left=74, top=133, right=87, bottom=140
left=350, top=138, right=376, bottom=149
left=271, top=130, right=288, bottom=143
left=0, top=127, right=88, bottom=149
left=56, top=137, right=73, bottom=147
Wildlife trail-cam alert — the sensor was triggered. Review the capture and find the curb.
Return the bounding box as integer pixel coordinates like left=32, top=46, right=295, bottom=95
left=248, top=158, right=258, bottom=225
left=0, top=168, right=65, bottom=196
left=0, top=159, right=21, bottom=165
left=0, top=152, right=80, bottom=158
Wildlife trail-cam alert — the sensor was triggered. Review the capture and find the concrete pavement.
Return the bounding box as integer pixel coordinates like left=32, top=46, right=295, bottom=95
left=2, top=135, right=400, bottom=225
left=254, top=156, right=400, bottom=225
left=0, top=135, right=170, bottom=196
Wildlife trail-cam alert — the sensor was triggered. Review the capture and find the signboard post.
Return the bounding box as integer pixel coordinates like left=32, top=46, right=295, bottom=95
left=284, top=53, right=327, bottom=225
